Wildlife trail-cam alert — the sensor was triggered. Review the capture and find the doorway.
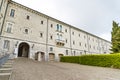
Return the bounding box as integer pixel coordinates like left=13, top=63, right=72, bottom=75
left=18, top=42, right=29, bottom=57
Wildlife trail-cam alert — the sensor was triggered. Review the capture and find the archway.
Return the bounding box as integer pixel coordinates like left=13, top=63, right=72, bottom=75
left=35, top=52, right=45, bottom=61
left=58, top=54, right=63, bottom=61
left=18, top=42, right=29, bottom=57
left=49, top=53, right=55, bottom=61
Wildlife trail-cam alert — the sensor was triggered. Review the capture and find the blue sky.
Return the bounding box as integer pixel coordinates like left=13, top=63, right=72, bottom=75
left=13, top=0, right=120, bottom=41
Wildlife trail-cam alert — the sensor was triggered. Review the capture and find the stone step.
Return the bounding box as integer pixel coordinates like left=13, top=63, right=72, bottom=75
left=0, top=73, right=11, bottom=76
left=0, top=68, right=12, bottom=71
left=1, top=65, right=12, bottom=68
left=4, top=63, right=13, bottom=65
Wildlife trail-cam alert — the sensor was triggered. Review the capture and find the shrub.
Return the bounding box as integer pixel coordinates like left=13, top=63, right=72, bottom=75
left=60, top=54, right=120, bottom=69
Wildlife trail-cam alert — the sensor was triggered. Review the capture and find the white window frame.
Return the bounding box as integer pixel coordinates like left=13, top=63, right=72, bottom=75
left=6, top=22, right=14, bottom=33
left=3, top=40, right=10, bottom=49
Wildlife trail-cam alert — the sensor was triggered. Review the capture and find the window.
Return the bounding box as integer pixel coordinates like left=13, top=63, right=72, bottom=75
left=65, top=29, right=67, bottom=32
left=79, top=34, right=80, bottom=37
left=80, top=52, right=82, bottom=55
left=66, top=39, right=67, bottom=43
left=84, top=35, right=86, bottom=39
left=56, top=24, right=62, bottom=32
left=74, top=51, right=76, bottom=56
left=10, top=9, right=15, bottom=17
left=3, top=40, right=10, bottom=49
left=57, top=33, right=59, bottom=39
left=60, top=25, right=62, bottom=32
left=89, top=45, right=91, bottom=48
left=6, top=23, right=12, bottom=33
left=79, top=42, right=81, bottom=46
left=50, top=35, right=53, bottom=40
left=40, top=33, right=43, bottom=37
left=89, top=37, right=90, bottom=40
left=66, top=50, right=68, bottom=55
left=72, top=32, right=74, bottom=35
left=57, top=24, right=59, bottom=31
left=41, top=21, right=44, bottom=24
left=25, top=29, right=28, bottom=34
left=60, top=34, right=62, bottom=40
left=50, top=47, right=53, bottom=51
left=85, top=44, right=87, bottom=47
left=26, top=15, right=30, bottom=20
left=73, top=41, right=75, bottom=45
left=51, top=24, right=53, bottom=28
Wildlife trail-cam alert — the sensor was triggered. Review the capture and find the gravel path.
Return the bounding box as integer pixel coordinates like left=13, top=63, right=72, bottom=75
left=11, top=58, right=120, bottom=80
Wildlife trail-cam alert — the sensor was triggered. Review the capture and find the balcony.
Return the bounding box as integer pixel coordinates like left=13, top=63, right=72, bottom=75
left=55, top=39, right=65, bottom=46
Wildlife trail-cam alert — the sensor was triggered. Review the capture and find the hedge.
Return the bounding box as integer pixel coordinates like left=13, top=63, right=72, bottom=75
left=60, top=54, right=120, bottom=69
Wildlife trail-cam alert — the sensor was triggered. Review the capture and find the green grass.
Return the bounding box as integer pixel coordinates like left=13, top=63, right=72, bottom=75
left=60, top=54, right=120, bottom=69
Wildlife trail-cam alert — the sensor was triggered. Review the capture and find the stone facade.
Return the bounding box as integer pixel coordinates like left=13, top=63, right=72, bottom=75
left=0, top=0, right=111, bottom=61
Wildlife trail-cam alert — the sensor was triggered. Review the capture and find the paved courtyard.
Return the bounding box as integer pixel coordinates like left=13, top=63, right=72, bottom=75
left=11, top=58, right=120, bottom=80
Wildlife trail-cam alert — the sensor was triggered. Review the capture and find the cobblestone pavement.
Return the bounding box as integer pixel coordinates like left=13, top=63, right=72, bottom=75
left=11, top=58, right=120, bottom=80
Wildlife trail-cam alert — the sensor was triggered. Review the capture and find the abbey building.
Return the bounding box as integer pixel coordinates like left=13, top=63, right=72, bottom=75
left=0, top=0, right=111, bottom=61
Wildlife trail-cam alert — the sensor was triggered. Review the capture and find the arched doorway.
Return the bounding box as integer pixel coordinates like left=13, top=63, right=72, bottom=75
left=49, top=53, right=55, bottom=61
left=58, top=54, right=63, bottom=61
left=18, top=42, right=29, bottom=58
left=35, top=52, right=45, bottom=61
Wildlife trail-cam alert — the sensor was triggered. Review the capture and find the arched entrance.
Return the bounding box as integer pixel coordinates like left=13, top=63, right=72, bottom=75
left=58, top=54, right=63, bottom=61
left=18, top=42, right=29, bottom=57
left=49, top=53, right=55, bottom=61
left=35, top=52, right=45, bottom=61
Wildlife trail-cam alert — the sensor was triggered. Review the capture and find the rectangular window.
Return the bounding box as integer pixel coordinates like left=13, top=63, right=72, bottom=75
left=65, top=29, right=67, bottom=32
left=3, top=40, right=10, bottom=49
left=6, top=22, right=13, bottom=33
left=40, top=33, right=43, bottom=37
left=79, top=34, right=80, bottom=37
left=10, top=9, right=15, bottom=17
left=41, top=21, right=44, bottom=24
left=73, top=41, right=75, bottom=45
left=85, top=44, right=87, bottom=47
left=50, top=47, right=53, bottom=51
left=50, top=35, right=53, bottom=40
left=51, top=24, right=53, bottom=28
left=72, top=32, right=74, bottom=35
left=74, top=51, right=76, bottom=56
left=66, top=39, right=67, bottom=43
left=66, top=50, right=68, bottom=55
left=79, top=42, right=81, bottom=46
left=26, top=15, right=30, bottom=20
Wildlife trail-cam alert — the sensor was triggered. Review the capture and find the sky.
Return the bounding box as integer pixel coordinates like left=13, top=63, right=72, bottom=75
left=12, top=0, right=120, bottom=42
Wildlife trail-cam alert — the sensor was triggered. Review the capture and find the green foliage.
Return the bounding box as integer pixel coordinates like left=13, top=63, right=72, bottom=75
left=60, top=56, right=80, bottom=63
left=111, top=21, right=120, bottom=53
left=60, top=54, right=120, bottom=69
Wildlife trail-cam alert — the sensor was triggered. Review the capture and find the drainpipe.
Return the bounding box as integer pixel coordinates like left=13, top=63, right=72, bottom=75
left=69, top=27, right=72, bottom=56
left=46, top=17, right=49, bottom=61
left=0, top=0, right=9, bottom=36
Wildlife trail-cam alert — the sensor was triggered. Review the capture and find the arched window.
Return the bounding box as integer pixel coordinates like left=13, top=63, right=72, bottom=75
left=57, top=24, right=59, bottom=31
left=60, top=25, right=62, bottom=32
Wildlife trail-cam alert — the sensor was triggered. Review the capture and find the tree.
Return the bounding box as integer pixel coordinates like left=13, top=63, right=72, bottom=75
left=111, top=21, right=120, bottom=53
